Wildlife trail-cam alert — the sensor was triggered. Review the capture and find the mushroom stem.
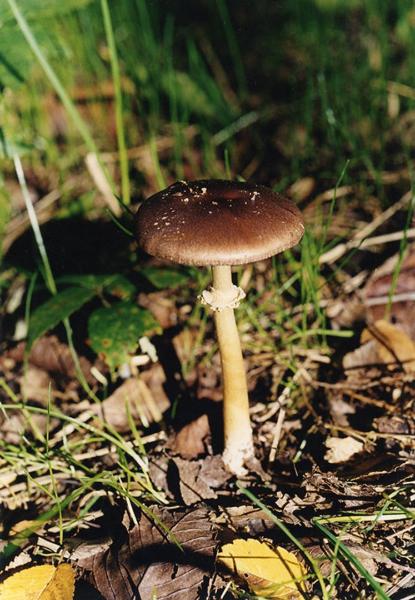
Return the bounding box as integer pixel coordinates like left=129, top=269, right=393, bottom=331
left=212, top=265, right=255, bottom=474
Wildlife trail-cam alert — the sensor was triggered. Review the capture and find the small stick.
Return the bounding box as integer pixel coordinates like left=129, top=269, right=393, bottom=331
left=85, top=152, right=121, bottom=215
left=268, top=368, right=306, bottom=464
left=319, top=190, right=413, bottom=265
left=268, top=407, right=286, bottom=464
left=366, top=291, right=415, bottom=306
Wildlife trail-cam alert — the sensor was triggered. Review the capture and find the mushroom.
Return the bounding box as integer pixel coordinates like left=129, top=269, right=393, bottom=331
left=135, top=179, right=304, bottom=475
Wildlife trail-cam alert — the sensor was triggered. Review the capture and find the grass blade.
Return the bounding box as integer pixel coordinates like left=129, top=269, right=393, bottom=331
left=238, top=485, right=329, bottom=600
left=100, top=0, right=130, bottom=206
left=13, top=154, right=100, bottom=404
left=7, top=0, right=115, bottom=200
left=313, top=518, right=391, bottom=600
left=13, top=154, right=56, bottom=294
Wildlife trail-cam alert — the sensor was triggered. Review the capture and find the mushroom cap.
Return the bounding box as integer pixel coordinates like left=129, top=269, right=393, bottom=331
left=135, top=179, right=304, bottom=266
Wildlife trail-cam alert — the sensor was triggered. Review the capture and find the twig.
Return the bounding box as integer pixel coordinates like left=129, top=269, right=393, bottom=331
left=267, top=368, right=306, bottom=464
left=85, top=152, right=120, bottom=215
left=2, top=188, right=60, bottom=253
left=314, top=185, right=353, bottom=204
left=319, top=190, right=413, bottom=265
left=366, top=291, right=415, bottom=306
left=387, top=80, right=415, bottom=101
left=268, top=407, right=286, bottom=464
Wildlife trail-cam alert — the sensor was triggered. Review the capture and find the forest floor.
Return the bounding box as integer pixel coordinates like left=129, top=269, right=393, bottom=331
left=1, top=2, right=415, bottom=599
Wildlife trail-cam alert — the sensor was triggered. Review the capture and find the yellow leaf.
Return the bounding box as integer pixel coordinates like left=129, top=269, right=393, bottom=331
left=0, top=564, right=75, bottom=600
left=361, top=319, right=415, bottom=372
left=218, top=538, right=307, bottom=599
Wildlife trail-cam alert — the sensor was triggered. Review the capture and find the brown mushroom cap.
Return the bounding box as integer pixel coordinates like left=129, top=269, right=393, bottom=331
left=135, top=179, right=304, bottom=266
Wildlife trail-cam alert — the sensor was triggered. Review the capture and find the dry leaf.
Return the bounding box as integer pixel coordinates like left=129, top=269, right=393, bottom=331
left=138, top=291, right=178, bottom=329
left=287, top=177, right=315, bottom=202
left=375, top=415, right=415, bottom=435
left=9, top=519, right=40, bottom=537
left=94, top=373, right=169, bottom=432
left=140, top=364, right=171, bottom=416
left=343, top=339, right=379, bottom=375
left=19, top=366, right=53, bottom=405
left=218, top=539, right=307, bottom=599
left=0, top=412, right=53, bottom=445
left=81, top=507, right=218, bottom=600
left=364, top=243, right=415, bottom=339
left=170, top=414, right=210, bottom=459
left=343, top=319, right=415, bottom=378
left=362, top=319, right=415, bottom=372
left=169, top=455, right=231, bottom=505
left=324, top=436, right=364, bottom=464
left=5, top=336, right=93, bottom=383
left=0, top=563, right=75, bottom=600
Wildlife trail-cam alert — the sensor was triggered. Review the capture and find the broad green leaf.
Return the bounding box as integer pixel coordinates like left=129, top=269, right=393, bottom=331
left=141, top=267, right=190, bottom=290
left=88, top=301, right=161, bottom=373
left=56, top=274, right=112, bottom=290
left=105, top=275, right=136, bottom=300
left=28, top=286, right=96, bottom=348
left=56, top=274, right=136, bottom=299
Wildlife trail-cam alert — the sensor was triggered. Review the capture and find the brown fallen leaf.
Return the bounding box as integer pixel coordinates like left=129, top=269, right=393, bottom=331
left=94, top=372, right=169, bottom=432
left=287, top=177, right=315, bottom=202
left=138, top=291, right=178, bottom=329
left=307, top=539, right=379, bottom=579
left=364, top=243, right=415, bottom=339
left=4, top=336, right=94, bottom=383
left=343, top=338, right=379, bottom=377
left=0, top=411, right=54, bottom=445
left=0, top=563, right=75, bottom=600
left=375, top=415, right=415, bottom=435
left=302, top=467, right=382, bottom=511
left=172, top=328, right=200, bottom=375
left=213, top=501, right=304, bottom=534
left=343, top=319, right=415, bottom=377
left=169, top=455, right=231, bottom=505
left=362, top=319, right=415, bottom=372
left=196, top=361, right=222, bottom=401
left=324, top=436, right=364, bottom=464
left=170, top=458, right=217, bottom=505
left=327, top=395, right=356, bottom=427
left=170, top=414, right=210, bottom=459
left=140, top=364, right=171, bottom=416
left=79, top=507, right=219, bottom=600
left=19, top=366, right=53, bottom=405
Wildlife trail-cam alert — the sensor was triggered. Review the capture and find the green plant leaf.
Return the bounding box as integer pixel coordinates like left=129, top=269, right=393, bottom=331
left=88, top=301, right=161, bottom=373
left=28, top=287, right=96, bottom=348
left=105, top=275, right=136, bottom=300
left=1, top=0, right=95, bottom=88
left=141, top=267, right=190, bottom=290
left=56, top=274, right=136, bottom=299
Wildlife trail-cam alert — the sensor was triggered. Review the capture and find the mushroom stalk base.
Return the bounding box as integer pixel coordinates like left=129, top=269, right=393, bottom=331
left=212, top=265, right=255, bottom=475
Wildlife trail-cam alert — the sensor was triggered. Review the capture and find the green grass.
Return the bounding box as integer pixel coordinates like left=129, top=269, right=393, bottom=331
left=240, top=484, right=415, bottom=599
left=239, top=485, right=329, bottom=599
